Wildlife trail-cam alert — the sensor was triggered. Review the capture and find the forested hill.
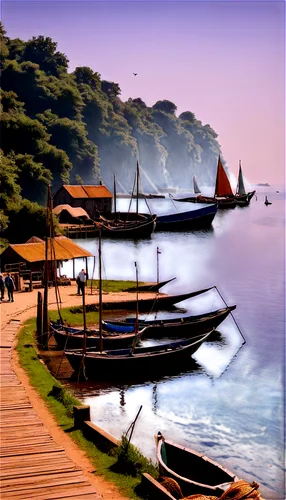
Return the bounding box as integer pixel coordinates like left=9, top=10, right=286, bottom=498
left=0, top=23, right=223, bottom=241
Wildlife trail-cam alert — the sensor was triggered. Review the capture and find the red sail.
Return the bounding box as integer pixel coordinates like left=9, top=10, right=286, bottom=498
left=215, top=157, right=234, bottom=197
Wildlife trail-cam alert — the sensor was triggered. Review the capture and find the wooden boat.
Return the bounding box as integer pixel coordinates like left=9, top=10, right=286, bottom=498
left=155, top=204, right=217, bottom=231
left=98, top=169, right=156, bottom=238
left=102, top=305, right=236, bottom=337
left=64, top=331, right=213, bottom=380
left=123, top=277, right=176, bottom=292
left=100, top=213, right=156, bottom=238
left=80, top=286, right=216, bottom=312
left=155, top=432, right=239, bottom=496
left=50, top=321, right=148, bottom=350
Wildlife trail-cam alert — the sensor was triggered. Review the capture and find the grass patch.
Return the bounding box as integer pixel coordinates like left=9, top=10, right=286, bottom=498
left=48, top=307, right=100, bottom=326
left=16, top=319, right=158, bottom=498
left=87, top=280, right=141, bottom=293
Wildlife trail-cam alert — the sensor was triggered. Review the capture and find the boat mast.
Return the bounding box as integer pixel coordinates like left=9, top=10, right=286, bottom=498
left=135, top=261, right=139, bottom=335
left=43, top=185, right=52, bottom=348
left=136, top=160, right=139, bottom=219
left=214, top=155, right=220, bottom=197
left=98, top=228, right=103, bottom=352
left=130, top=261, right=139, bottom=355
left=156, top=247, right=161, bottom=285
left=113, top=174, right=117, bottom=220
left=82, top=275, right=87, bottom=355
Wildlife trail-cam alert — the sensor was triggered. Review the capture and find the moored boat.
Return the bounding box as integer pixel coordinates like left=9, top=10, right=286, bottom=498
left=155, top=203, right=217, bottom=231
left=50, top=321, right=148, bottom=350
left=102, top=305, right=236, bottom=337
left=155, top=431, right=239, bottom=496
left=65, top=331, right=213, bottom=380
left=123, top=276, right=176, bottom=292
left=100, top=213, right=156, bottom=238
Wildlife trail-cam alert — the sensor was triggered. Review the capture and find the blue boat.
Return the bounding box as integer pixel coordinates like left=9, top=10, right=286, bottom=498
left=155, top=204, right=217, bottom=231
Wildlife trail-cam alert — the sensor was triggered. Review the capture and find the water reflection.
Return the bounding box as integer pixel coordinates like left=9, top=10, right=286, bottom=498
left=60, top=190, right=284, bottom=498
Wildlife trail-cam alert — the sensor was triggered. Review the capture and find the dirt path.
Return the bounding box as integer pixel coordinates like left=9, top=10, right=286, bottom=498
left=0, top=285, right=158, bottom=499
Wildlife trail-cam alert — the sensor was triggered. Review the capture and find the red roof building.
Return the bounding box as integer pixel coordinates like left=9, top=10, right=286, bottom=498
left=53, top=185, right=113, bottom=217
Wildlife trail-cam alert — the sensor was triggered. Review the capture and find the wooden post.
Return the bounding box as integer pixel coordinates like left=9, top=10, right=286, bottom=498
left=72, top=258, right=75, bottom=280
left=73, top=405, right=90, bottom=429
left=30, top=270, right=33, bottom=292
left=85, top=257, right=88, bottom=280
left=36, top=291, right=43, bottom=343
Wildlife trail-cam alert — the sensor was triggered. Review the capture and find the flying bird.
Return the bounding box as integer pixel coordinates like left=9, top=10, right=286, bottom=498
left=133, top=73, right=137, bottom=76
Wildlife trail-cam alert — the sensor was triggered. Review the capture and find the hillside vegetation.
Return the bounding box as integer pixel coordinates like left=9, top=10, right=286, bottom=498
left=0, top=23, right=223, bottom=241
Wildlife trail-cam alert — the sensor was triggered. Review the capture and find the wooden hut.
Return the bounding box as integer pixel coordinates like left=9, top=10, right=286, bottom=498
left=0, top=236, right=93, bottom=284
left=53, top=205, right=91, bottom=224
left=53, top=185, right=113, bottom=217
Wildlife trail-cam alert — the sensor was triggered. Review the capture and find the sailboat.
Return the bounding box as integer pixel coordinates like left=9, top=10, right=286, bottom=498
left=193, top=175, right=201, bottom=194
left=235, top=161, right=256, bottom=206
left=99, top=166, right=156, bottom=238
left=174, top=156, right=237, bottom=208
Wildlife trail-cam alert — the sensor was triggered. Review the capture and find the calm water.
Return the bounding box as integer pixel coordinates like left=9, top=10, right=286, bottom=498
left=62, top=187, right=285, bottom=499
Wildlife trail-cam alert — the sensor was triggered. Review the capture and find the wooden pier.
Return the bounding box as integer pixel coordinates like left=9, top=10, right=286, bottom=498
left=0, top=320, right=101, bottom=499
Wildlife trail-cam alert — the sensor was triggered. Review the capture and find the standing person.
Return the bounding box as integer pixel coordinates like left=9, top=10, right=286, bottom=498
left=0, top=274, right=5, bottom=301
left=77, top=269, right=86, bottom=295
left=4, top=273, right=15, bottom=302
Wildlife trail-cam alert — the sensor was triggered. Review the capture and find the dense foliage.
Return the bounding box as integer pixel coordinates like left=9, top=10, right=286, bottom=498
left=0, top=22, right=223, bottom=240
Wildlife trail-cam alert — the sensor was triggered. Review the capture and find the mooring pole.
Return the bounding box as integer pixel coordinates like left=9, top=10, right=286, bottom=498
left=36, top=291, right=43, bottom=344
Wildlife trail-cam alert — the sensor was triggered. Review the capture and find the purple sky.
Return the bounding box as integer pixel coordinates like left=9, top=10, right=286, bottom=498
left=1, top=1, right=285, bottom=184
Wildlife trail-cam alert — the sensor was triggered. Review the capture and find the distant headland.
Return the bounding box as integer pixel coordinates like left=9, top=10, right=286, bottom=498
left=255, top=183, right=270, bottom=187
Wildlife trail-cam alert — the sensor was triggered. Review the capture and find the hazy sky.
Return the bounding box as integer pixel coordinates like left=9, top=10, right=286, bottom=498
left=1, top=1, right=285, bottom=184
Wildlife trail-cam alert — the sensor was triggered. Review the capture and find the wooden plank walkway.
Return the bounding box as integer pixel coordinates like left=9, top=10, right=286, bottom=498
left=0, top=320, right=101, bottom=499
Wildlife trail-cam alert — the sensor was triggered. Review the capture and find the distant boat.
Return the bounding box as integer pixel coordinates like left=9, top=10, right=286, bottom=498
left=235, top=161, right=256, bottom=206
left=173, top=157, right=237, bottom=209
left=265, top=196, right=272, bottom=206
left=193, top=175, right=201, bottom=194
left=155, top=203, right=217, bottom=231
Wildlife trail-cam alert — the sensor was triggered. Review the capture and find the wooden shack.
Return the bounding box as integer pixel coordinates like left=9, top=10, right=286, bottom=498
left=0, top=236, right=93, bottom=282
left=53, top=185, right=113, bottom=217
left=53, top=205, right=91, bottom=224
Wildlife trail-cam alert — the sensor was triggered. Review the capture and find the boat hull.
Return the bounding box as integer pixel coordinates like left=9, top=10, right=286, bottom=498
left=51, top=323, right=146, bottom=350
left=156, top=204, right=217, bottom=231
left=156, top=433, right=239, bottom=496
left=173, top=195, right=236, bottom=208
left=102, top=305, right=236, bottom=337
left=65, top=332, right=212, bottom=380
left=101, top=214, right=156, bottom=238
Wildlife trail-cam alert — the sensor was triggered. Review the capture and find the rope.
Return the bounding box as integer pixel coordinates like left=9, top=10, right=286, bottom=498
left=140, top=167, right=160, bottom=194
left=182, top=481, right=262, bottom=500
left=218, top=480, right=261, bottom=500
left=214, top=286, right=246, bottom=344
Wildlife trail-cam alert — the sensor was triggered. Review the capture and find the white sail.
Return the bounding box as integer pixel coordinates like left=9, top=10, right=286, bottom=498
left=193, top=175, right=201, bottom=194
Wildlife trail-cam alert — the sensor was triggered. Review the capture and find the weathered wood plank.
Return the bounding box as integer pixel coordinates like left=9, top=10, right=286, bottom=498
left=0, top=320, right=101, bottom=500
